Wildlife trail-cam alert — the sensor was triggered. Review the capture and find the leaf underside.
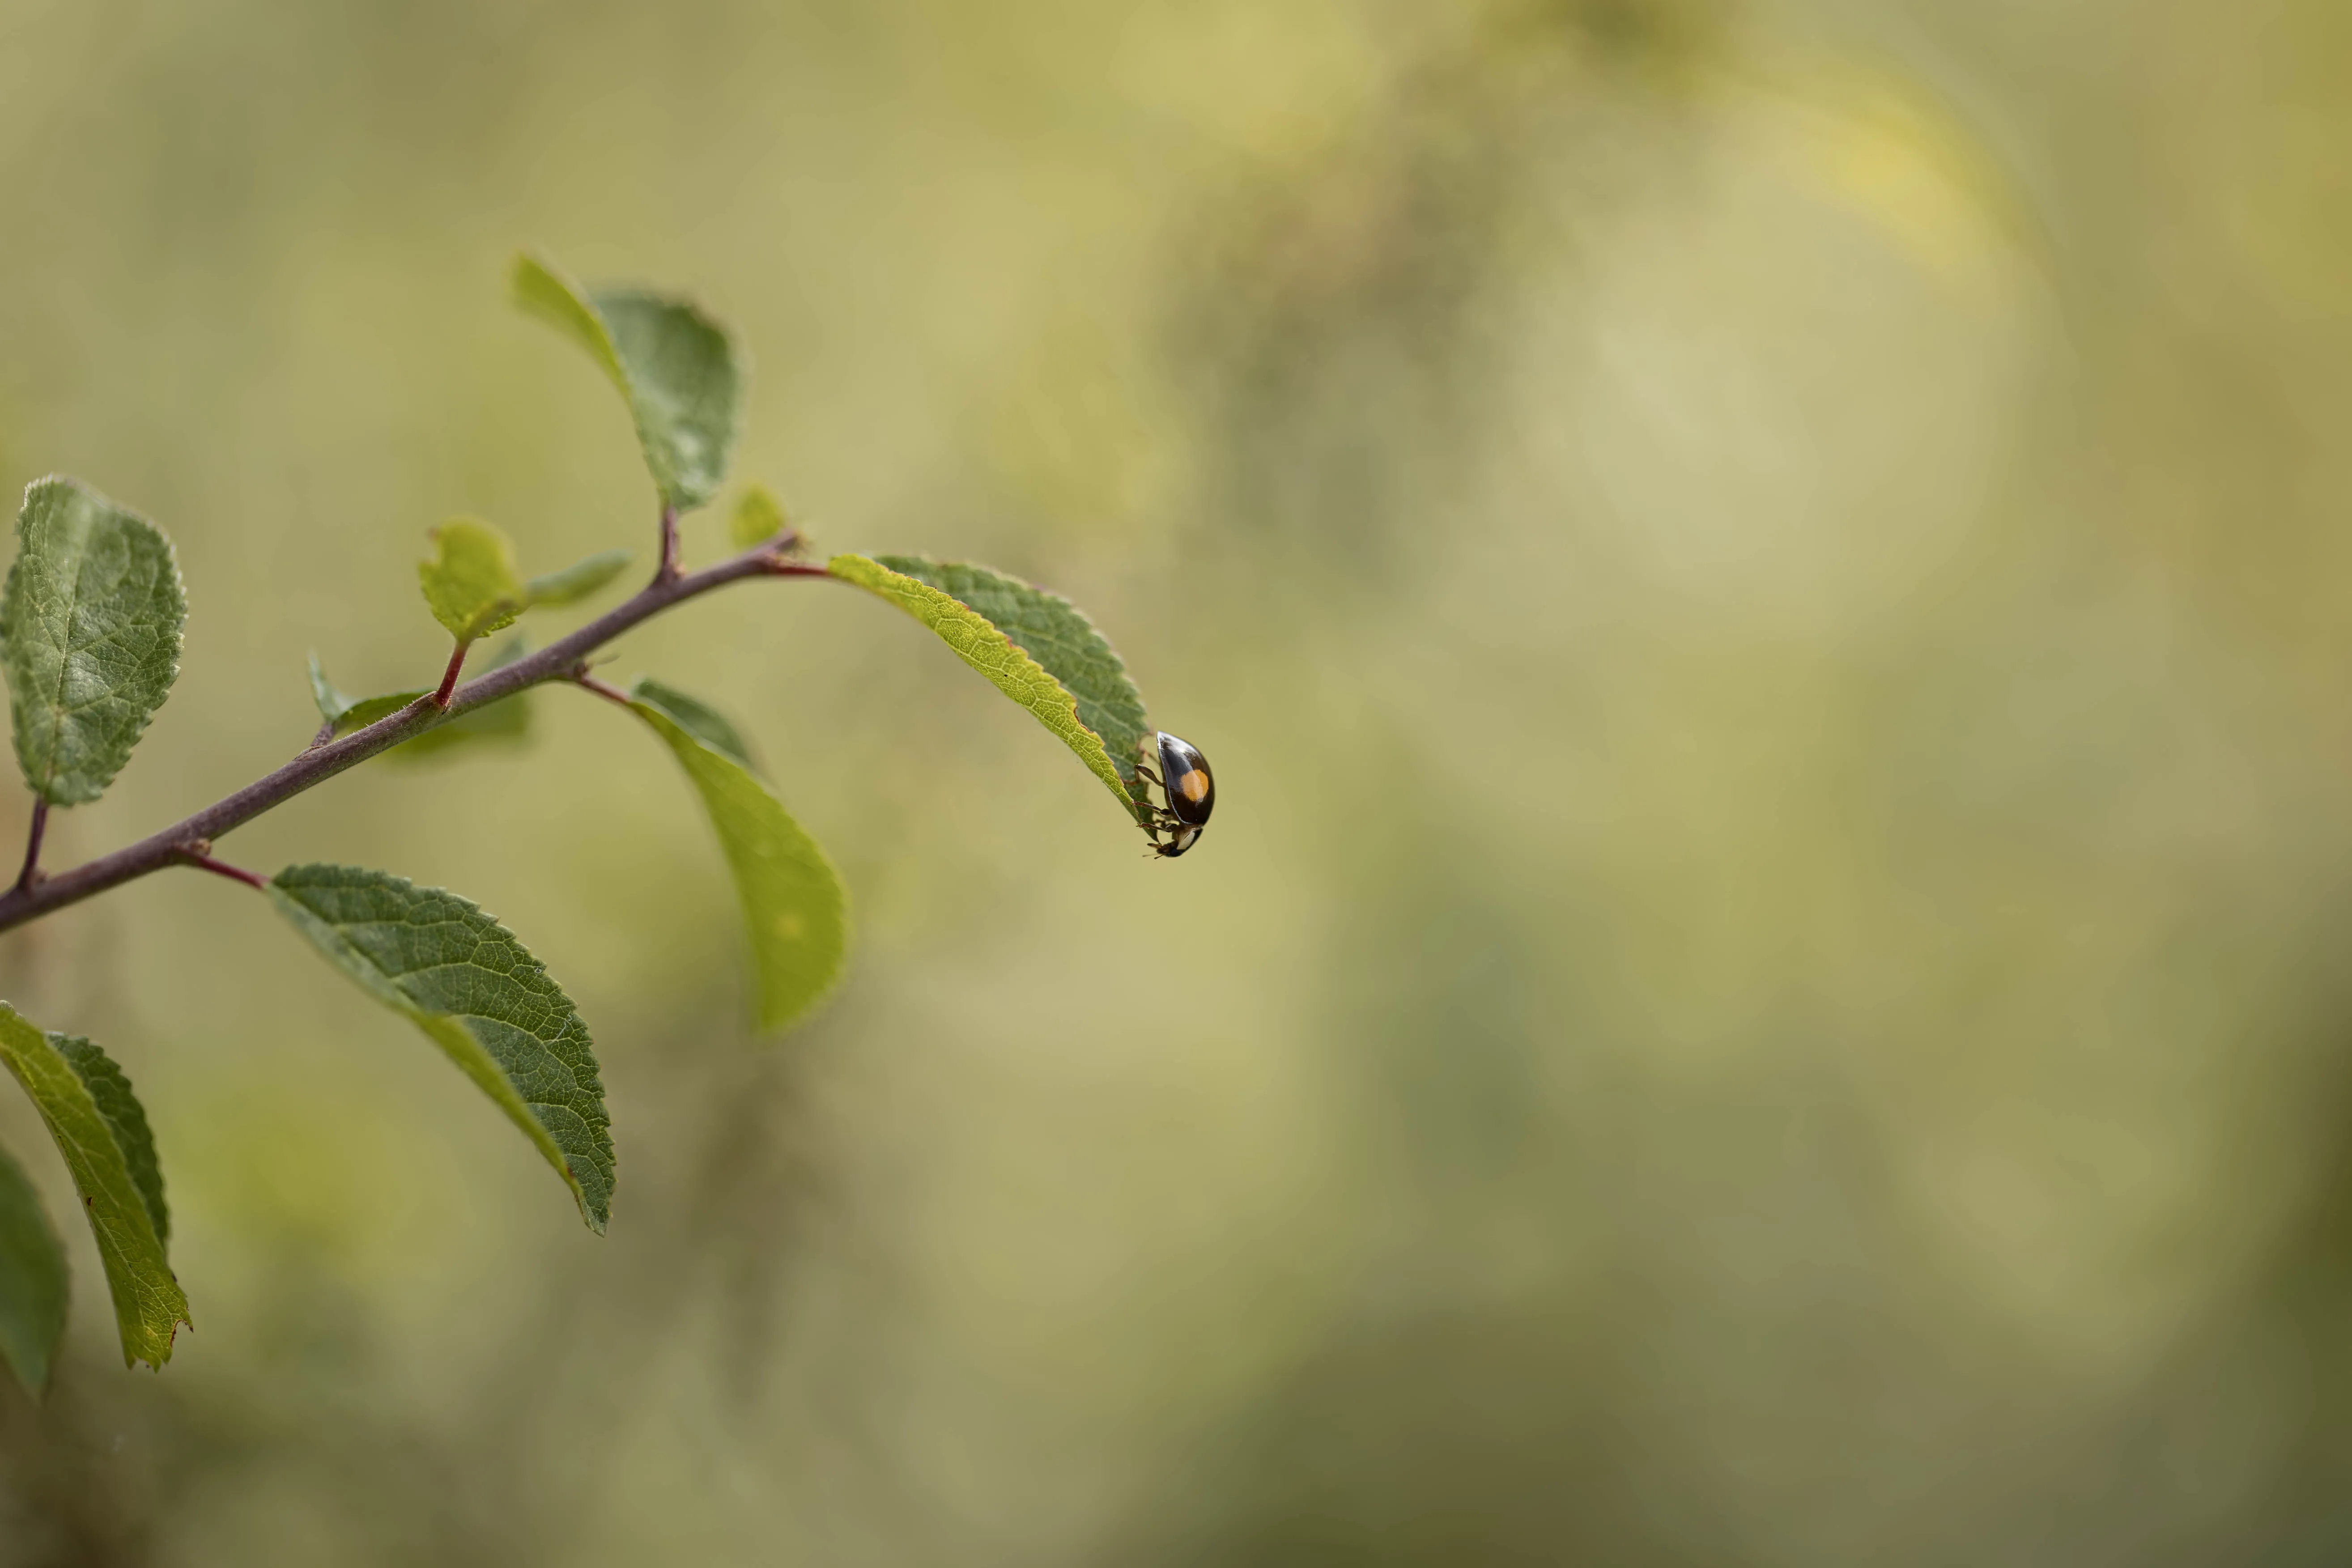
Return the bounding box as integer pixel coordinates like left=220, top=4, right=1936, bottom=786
left=265, top=865, right=615, bottom=1231
left=625, top=679, right=847, bottom=1034
left=511, top=253, right=744, bottom=514
left=827, top=553, right=1147, bottom=823
left=0, top=1141, right=67, bottom=1396
left=0, top=1006, right=187, bottom=1369
left=0, top=477, right=187, bottom=807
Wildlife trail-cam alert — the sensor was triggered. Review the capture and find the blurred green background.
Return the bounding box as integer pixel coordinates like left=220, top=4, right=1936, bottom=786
left=3, top=0, right=2352, bottom=1560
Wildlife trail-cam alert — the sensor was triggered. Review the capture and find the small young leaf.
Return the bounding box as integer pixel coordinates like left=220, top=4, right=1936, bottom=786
left=0, top=477, right=187, bottom=807
left=0, top=1006, right=188, bottom=1369
left=729, top=486, right=788, bottom=551
left=265, top=865, right=615, bottom=1231
left=329, top=688, right=422, bottom=734
left=828, top=553, right=1145, bottom=823
left=389, top=692, right=530, bottom=762
left=874, top=556, right=1153, bottom=795
left=622, top=680, right=846, bottom=1033
left=308, top=652, right=356, bottom=726
left=310, top=641, right=532, bottom=761
left=511, top=253, right=744, bottom=514
left=524, top=548, right=634, bottom=609
left=419, top=518, right=526, bottom=642
left=0, top=1141, right=67, bottom=1397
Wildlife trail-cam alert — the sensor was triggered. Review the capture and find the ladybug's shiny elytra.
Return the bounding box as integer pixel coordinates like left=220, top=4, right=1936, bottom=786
left=1136, top=731, right=1215, bottom=859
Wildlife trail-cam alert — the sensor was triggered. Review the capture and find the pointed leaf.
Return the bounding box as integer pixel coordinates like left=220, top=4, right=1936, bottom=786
left=419, top=518, right=526, bottom=642
left=623, top=681, right=847, bottom=1034
left=729, top=486, right=788, bottom=551
left=308, top=652, right=355, bottom=725
left=0, top=1007, right=187, bottom=1369
left=0, top=1142, right=67, bottom=1397
left=0, top=477, right=187, bottom=807
left=265, top=865, right=615, bottom=1231
left=828, top=553, right=1146, bottom=823
left=874, top=556, right=1153, bottom=795
left=511, top=253, right=744, bottom=513
left=524, top=548, right=634, bottom=609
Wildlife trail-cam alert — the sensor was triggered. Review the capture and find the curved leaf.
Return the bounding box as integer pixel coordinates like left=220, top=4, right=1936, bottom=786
left=512, top=253, right=744, bottom=514
left=873, top=555, right=1152, bottom=795
left=265, top=865, right=615, bottom=1231
left=0, top=1007, right=187, bottom=1368
left=54, top=1037, right=168, bottom=1245
left=828, top=553, right=1146, bottom=823
left=0, top=477, right=187, bottom=807
left=0, top=1141, right=67, bottom=1396
left=630, top=676, right=755, bottom=770
left=625, top=680, right=846, bottom=1034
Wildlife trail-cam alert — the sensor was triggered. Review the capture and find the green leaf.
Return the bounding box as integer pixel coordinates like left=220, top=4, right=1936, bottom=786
left=308, top=651, right=352, bottom=726
left=0, top=477, right=187, bottom=807
left=873, top=556, right=1153, bottom=796
left=329, top=689, right=422, bottom=733
left=53, top=1037, right=168, bottom=1246
left=629, top=676, right=755, bottom=771
left=624, top=679, right=846, bottom=1034
left=0, top=1141, right=67, bottom=1397
left=265, top=865, right=615, bottom=1231
left=828, top=553, right=1147, bottom=823
left=524, top=548, right=634, bottom=609
left=511, top=253, right=744, bottom=514
left=0, top=1006, right=187, bottom=1369
left=419, top=518, right=526, bottom=642
left=309, top=641, right=532, bottom=761
left=729, top=486, right=788, bottom=551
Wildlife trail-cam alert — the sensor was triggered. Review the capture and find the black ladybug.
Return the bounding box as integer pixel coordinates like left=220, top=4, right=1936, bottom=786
left=1136, top=731, right=1214, bottom=858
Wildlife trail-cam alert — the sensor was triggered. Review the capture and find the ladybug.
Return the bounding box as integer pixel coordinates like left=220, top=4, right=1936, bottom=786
left=1136, top=731, right=1215, bottom=858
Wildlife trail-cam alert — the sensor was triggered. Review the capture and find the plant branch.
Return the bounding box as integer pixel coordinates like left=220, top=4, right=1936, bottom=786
left=13, top=799, right=46, bottom=893
left=0, top=540, right=834, bottom=936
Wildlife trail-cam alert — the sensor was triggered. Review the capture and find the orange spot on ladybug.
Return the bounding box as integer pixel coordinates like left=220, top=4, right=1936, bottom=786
left=1178, top=769, right=1209, bottom=804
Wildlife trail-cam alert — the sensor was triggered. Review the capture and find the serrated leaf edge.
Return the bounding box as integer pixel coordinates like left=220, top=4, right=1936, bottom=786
left=827, top=552, right=1145, bottom=822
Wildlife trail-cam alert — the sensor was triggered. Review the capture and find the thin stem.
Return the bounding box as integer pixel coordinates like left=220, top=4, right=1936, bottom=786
left=570, top=671, right=635, bottom=709
left=432, top=639, right=469, bottom=708
left=0, top=540, right=839, bottom=937
left=657, top=506, right=681, bottom=583
left=13, top=799, right=46, bottom=893
left=174, top=844, right=269, bottom=892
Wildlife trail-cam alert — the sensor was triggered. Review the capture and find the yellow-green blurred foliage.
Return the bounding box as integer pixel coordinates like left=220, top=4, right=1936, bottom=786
left=3, top=0, right=2352, bottom=1561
